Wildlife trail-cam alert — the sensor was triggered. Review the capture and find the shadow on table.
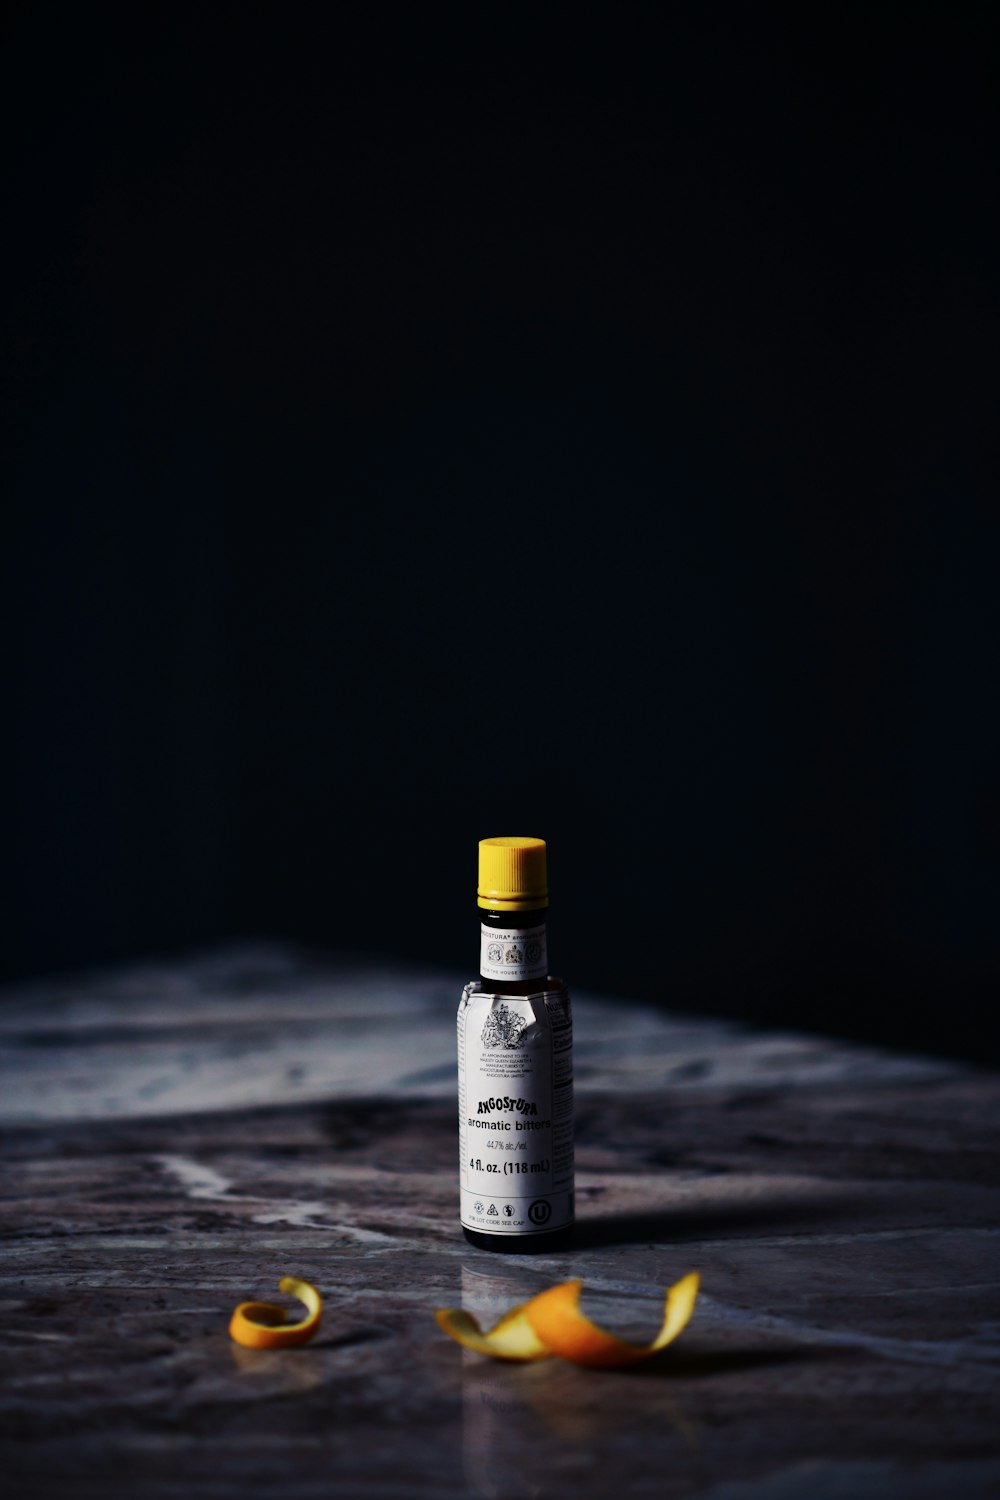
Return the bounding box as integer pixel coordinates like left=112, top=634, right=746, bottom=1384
left=570, top=1189, right=856, bottom=1249
left=620, top=1341, right=864, bottom=1379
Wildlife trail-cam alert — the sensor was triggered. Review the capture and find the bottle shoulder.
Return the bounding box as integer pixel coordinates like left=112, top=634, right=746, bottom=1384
left=461, top=977, right=569, bottom=1002
left=478, top=908, right=548, bottom=929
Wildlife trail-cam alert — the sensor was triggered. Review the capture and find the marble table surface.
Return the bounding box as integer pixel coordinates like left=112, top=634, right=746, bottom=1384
left=1, top=944, right=998, bottom=1499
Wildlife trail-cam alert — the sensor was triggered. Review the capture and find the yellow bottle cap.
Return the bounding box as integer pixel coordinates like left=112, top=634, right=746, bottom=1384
left=478, top=836, right=548, bottom=911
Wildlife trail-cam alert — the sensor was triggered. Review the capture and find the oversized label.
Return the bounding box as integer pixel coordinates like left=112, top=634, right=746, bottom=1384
left=479, top=923, right=547, bottom=982
left=457, top=982, right=574, bottom=1236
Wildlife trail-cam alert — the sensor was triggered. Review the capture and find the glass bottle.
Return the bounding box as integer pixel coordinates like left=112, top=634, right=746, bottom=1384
left=458, top=836, right=574, bottom=1252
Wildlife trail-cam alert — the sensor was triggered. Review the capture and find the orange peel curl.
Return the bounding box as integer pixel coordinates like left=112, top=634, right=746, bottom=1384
left=435, top=1271, right=700, bottom=1367
left=229, top=1275, right=322, bottom=1350
left=435, top=1299, right=552, bottom=1362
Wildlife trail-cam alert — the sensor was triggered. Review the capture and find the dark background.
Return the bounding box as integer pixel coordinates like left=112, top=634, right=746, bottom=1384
left=4, top=4, right=998, bottom=1059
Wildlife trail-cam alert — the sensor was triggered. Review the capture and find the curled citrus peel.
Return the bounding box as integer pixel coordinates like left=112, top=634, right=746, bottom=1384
left=435, top=1300, right=552, bottom=1362
left=229, top=1276, right=322, bottom=1350
left=436, top=1271, right=700, bottom=1367
left=527, top=1272, right=700, bottom=1366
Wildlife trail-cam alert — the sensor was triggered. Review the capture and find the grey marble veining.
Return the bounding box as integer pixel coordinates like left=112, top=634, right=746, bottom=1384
left=0, top=944, right=957, bottom=1125
left=1, top=944, right=998, bottom=1499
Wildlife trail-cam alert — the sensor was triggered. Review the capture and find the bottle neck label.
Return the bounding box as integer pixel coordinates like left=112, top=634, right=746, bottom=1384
left=479, top=923, right=548, bottom=982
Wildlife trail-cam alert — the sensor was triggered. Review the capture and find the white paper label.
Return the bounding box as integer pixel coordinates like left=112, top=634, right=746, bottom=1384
left=479, top=923, right=547, bottom=982
left=457, top=984, right=574, bottom=1236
